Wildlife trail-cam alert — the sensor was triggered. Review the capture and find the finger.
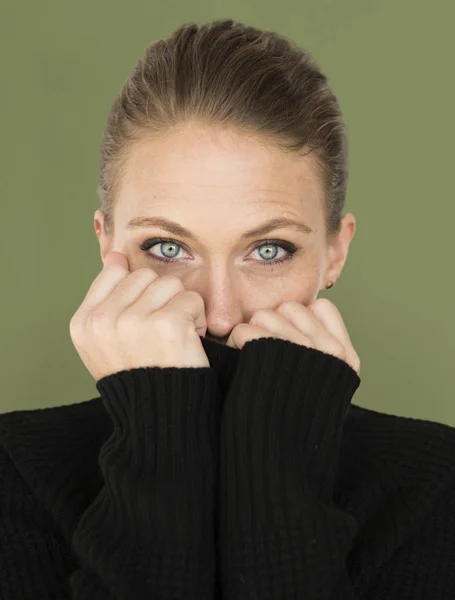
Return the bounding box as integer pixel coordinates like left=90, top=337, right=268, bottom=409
left=161, top=290, right=208, bottom=334
left=74, top=265, right=129, bottom=324
left=122, top=274, right=186, bottom=318
left=75, top=253, right=151, bottom=322
left=308, top=299, right=360, bottom=372
left=80, top=252, right=129, bottom=309
left=226, top=323, right=296, bottom=350
left=98, top=269, right=163, bottom=320
left=103, top=250, right=130, bottom=270
left=307, top=299, right=353, bottom=348
left=250, top=310, right=315, bottom=347
left=276, top=301, right=333, bottom=345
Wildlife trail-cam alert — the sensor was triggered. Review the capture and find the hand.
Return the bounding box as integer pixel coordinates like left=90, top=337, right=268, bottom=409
left=69, top=251, right=210, bottom=381
left=225, top=298, right=360, bottom=375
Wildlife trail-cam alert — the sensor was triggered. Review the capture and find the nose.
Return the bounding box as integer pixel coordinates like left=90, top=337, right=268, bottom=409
left=195, top=269, right=245, bottom=344
left=204, top=314, right=239, bottom=345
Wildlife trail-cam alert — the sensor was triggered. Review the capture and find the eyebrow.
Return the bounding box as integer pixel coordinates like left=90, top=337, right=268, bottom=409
left=127, top=216, right=313, bottom=240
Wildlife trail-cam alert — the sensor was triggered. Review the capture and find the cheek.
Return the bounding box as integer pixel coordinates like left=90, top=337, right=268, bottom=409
left=267, top=272, right=320, bottom=309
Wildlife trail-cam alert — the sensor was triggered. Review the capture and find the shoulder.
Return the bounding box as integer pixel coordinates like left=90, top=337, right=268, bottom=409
left=0, top=397, right=112, bottom=528
left=0, top=437, right=50, bottom=526
left=339, top=404, right=455, bottom=593
left=0, top=396, right=111, bottom=462
left=338, top=403, right=455, bottom=544
left=342, top=405, right=455, bottom=487
left=344, top=402, right=455, bottom=470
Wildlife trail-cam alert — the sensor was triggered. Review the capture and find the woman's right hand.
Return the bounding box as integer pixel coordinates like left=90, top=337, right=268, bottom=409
left=69, top=250, right=210, bottom=381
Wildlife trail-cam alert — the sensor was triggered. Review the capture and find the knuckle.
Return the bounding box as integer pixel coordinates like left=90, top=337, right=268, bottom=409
left=88, top=309, right=112, bottom=331
left=160, top=274, right=185, bottom=290
left=353, top=354, right=361, bottom=371
left=117, top=310, right=142, bottom=329
left=106, top=262, right=129, bottom=276
left=276, top=302, right=299, bottom=317
left=315, top=297, right=333, bottom=308
left=150, top=310, right=180, bottom=334
left=233, top=322, right=249, bottom=335
left=186, top=289, right=205, bottom=305
left=131, top=267, right=157, bottom=280
left=327, top=337, right=345, bottom=359
left=69, top=316, right=82, bottom=337
left=278, top=300, right=299, bottom=311
left=312, top=298, right=336, bottom=313
left=250, top=308, right=273, bottom=322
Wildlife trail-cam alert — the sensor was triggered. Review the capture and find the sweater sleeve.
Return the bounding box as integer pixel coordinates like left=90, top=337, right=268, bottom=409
left=218, top=337, right=361, bottom=600
left=70, top=365, right=222, bottom=599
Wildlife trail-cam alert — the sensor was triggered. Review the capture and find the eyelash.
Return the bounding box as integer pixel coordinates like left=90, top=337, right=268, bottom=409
left=138, top=237, right=299, bottom=268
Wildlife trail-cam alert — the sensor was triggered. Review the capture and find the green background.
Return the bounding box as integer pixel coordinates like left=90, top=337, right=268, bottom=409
left=1, top=1, right=453, bottom=424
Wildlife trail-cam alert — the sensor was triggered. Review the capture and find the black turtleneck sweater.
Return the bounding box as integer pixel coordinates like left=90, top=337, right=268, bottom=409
left=1, top=336, right=455, bottom=599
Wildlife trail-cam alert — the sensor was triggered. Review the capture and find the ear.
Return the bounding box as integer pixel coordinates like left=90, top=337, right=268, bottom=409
left=94, top=210, right=114, bottom=264
left=324, top=214, right=357, bottom=284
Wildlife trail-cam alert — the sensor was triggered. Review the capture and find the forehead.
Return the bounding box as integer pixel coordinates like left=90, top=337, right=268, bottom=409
left=115, top=124, right=324, bottom=224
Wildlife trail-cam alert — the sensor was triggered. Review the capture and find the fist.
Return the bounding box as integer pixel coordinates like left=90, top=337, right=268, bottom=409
left=225, top=298, right=360, bottom=375
left=69, top=251, right=210, bottom=381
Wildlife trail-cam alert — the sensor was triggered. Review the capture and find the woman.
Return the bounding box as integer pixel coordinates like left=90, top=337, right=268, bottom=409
left=1, top=18, right=454, bottom=600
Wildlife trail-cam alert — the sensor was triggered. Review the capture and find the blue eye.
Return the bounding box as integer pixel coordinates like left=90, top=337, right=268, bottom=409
left=139, top=237, right=299, bottom=268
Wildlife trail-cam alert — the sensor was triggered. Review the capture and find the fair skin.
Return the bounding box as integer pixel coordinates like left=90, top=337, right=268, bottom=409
left=94, top=121, right=356, bottom=348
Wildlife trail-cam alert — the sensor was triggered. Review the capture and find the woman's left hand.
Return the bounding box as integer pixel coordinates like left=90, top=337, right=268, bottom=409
left=225, top=298, right=361, bottom=375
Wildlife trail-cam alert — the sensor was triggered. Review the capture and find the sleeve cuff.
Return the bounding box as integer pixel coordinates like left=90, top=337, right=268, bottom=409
left=220, top=337, right=361, bottom=534
left=94, top=365, right=222, bottom=545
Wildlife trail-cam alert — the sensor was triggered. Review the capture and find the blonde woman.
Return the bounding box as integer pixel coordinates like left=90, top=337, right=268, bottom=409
left=1, top=19, right=454, bottom=600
